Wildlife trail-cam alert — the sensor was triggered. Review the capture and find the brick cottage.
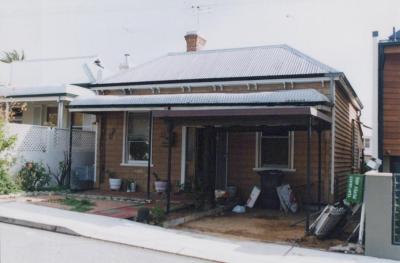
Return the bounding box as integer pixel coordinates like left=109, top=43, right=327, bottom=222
left=69, top=32, right=363, bottom=218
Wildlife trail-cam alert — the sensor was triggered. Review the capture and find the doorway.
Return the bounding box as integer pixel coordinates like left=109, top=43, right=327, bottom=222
left=183, top=128, right=229, bottom=195
left=215, top=131, right=228, bottom=190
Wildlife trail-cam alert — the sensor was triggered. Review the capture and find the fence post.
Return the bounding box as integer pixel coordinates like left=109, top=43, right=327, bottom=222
left=67, top=113, right=73, bottom=189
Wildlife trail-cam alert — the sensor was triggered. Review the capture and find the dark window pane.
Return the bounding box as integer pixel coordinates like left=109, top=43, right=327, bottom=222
left=10, top=107, right=23, bottom=123
left=129, top=141, right=149, bottom=161
left=261, top=136, right=289, bottom=167
left=72, top=113, right=83, bottom=129
left=127, top=113, right=149, bottom=141
left=46, top=107, right=58, bottom=126
left=126, top=112, right=150, bottom=162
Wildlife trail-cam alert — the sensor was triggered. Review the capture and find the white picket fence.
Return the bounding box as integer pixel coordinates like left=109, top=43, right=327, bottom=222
left=5, top=123, right=96, bottom=186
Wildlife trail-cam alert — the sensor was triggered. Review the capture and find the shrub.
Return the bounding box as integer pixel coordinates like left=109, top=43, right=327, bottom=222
left=0, top=172, right=18, bottom=194
left=150, top=205, right=166, bottom=225
left=47, top=152, right=70, bottom=187
left=60, top=197, right=94, bottom=212
left=17, top=162, right=50, bottom=191
left=0, top=119, right=17, bottom=194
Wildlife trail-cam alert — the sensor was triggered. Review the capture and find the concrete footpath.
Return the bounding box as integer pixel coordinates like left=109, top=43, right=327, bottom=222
left=0, top=201, right=396, bottom=263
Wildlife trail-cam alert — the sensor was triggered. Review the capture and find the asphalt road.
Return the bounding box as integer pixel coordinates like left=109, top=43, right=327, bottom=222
left=0, top=222, right=210, bottom=263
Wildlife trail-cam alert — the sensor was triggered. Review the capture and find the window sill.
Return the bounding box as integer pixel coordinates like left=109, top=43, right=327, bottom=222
left=120, top=162, right=153, bottom=167
left=253, top=167, right=296, bottom=173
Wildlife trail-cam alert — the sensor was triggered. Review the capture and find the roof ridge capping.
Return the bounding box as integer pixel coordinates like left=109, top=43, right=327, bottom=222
left=166, top=44, right=288, bottom=56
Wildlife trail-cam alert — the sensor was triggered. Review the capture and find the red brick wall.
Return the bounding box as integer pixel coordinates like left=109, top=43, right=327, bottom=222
left=228, top=131, right=330, bottom=205
left=99, top=113, right=331, bottom=205
left=98, top=112, right=183, bottom=192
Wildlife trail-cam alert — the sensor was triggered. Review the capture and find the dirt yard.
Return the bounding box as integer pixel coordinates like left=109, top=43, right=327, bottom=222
left=177, top=209, right=344, bottom=250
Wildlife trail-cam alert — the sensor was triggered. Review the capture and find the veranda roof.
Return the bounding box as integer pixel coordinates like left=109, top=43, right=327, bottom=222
left=69, top=89, right=330, bottom=111
left=0, top=84, right=95, bottom=102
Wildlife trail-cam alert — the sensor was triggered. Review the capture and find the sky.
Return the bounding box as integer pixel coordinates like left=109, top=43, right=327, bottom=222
left=0, top=0, right=399, bottom=127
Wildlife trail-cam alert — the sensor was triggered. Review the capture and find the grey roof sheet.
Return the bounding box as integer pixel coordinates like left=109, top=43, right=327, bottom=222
left=69, top=89, right=330, bottom=108
left=2, top=84, right=95, bottom=98
left=100, top=45, right=339, bottom=85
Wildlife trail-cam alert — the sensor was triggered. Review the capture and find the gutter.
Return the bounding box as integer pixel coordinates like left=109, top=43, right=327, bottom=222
left=4, top=93, right=77, bottom=99
left=87, top=73, right=329, bottom=89
left=68, top=101, right=332, bottom=109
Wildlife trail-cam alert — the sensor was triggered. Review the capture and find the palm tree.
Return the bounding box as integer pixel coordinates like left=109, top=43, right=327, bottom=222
left=0, top=50, right=25, bottom=63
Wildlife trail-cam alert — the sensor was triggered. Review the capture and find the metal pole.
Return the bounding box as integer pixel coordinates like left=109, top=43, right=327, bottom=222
left=306, top=116, right=312, bottom=234
left=318, top=128, right=322, bottom=210
left=166, top=119, right=173, bottom=214
left=147, top=111, right=153, bottom=200
left=67, top=112, right=73, bottom=190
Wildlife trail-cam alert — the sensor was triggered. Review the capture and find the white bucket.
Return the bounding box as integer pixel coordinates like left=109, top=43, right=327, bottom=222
left=109, top=178, right=122, bottom=191
left=154, top=181, right=167, bottom=193
left=130, top=182, right=137, bottom=192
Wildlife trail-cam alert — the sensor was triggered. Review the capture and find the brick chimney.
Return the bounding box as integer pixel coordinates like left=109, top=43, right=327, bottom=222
left=184, top=31, right=206, bottom=52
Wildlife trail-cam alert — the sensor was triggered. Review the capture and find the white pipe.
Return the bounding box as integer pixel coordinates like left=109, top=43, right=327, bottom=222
left=371, top=31, right=379, bottom=159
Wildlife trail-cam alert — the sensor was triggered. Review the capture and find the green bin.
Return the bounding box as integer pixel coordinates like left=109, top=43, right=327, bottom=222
left=345, top=174, right=365, bottom=204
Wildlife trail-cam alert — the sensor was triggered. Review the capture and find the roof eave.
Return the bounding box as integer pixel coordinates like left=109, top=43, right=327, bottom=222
left=86, top=73, right=331, bottom=89
left=68, top=101, right=332, bottom=111
left=336, top=73, right=363, bottom=110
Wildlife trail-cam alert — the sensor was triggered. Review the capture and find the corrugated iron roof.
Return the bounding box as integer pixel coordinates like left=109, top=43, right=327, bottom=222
left=69, top=89, right=330, bottom=108
left=9, top=55, right=114, bottom=86
left=100, top=45, right=339, bottom=85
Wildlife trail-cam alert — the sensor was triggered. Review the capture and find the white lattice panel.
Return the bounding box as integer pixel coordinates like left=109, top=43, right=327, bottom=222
left=7, top=123, right=48, bottom=152
left=72, top=130, right=95, bottom=152
left=5, top=123, right=96, bottom=178
left=53, top=128, right=69, bottom=150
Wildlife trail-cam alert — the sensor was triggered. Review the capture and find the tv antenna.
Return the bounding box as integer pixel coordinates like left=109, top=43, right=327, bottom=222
left=187, top=1, right=212, bottom=30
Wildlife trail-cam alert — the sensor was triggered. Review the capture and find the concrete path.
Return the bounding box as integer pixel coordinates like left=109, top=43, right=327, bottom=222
left=0, top=201, right=396, bottom=263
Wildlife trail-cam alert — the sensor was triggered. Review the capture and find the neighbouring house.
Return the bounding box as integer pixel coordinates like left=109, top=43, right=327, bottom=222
left=363, top=135, right=372, bottom=161
left=378, top=29, right=400, bottom=172
left=0, top=55, right=110, bottom=129
left=69, top=32, right=363, bottom=216
left=1, top=84, right=95, bottom=129
left=0, top=56, right=111, bottom=181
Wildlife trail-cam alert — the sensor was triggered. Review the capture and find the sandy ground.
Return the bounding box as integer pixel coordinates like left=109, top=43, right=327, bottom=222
left=178, top=209, right=344, bottom=250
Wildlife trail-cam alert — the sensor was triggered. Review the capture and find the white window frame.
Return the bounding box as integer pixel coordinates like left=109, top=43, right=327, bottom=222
left=255, top=131, right=294, bottom=170
left=121, top=111, right=153, bottom=167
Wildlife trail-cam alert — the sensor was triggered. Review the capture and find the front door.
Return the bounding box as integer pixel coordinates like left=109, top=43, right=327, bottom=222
left=215, top=131, right=228, bottom=189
